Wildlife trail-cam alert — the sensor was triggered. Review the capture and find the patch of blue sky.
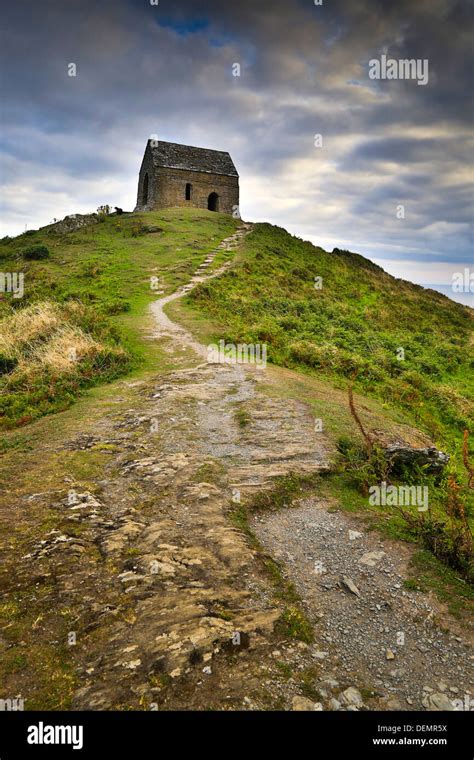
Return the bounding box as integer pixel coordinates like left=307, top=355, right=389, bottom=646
left=157, top=16, right=209, bottom=37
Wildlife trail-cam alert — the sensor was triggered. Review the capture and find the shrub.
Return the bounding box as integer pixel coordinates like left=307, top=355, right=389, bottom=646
left=0, top=299, right=132, bottom=429
left=101, top=299, right=130, bottom=315
left=277, top=606, right=314, bottom=643
left=22, top=244, right=50, bottom=260
left=337, top=434, right=361, bottom=459
left=124, top=223, right=147, bottom=238
left=79, top=261, right=103, bottom=278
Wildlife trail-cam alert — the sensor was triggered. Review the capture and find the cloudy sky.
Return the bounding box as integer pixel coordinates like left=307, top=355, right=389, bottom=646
left=1, top=0, right=472, bottom=304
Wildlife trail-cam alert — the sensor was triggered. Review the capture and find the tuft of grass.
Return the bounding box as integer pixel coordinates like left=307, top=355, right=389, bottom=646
left=403, top=578, right=424, bottom=592
left=250, top=471, right=321, bottom=512
left=299, top=666, right=322, bottom=700
left=233, top=404, right=251, bottom=428
left=277, top=606, right=314, bottom=644
left=192, top=461, right=226, bottom=484
left=275, top=660, right=293, bottom=680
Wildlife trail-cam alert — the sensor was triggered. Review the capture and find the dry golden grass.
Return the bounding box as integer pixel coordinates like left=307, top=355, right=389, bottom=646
left=19, top=325, right=103, bottom=375
left=0, top=301, right=108, bottom=377
left=0, top=302, right=61, bottom=358
left=0, top=299, right=130, bottom=428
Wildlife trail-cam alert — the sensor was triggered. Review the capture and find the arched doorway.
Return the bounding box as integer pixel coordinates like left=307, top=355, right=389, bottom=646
left=142, top=173, right=149, bottom=205
left=208, top=192, right=219, bottom=212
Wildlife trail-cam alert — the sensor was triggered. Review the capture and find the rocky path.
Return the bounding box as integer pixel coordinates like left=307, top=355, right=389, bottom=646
left=66, top=223, right=333, bottom=709
left=143, top=222, right=472, bottom=712
left=3, top=223, right=471, bottom=712
left=150, top=223, right=252, bottom=359
left=253, top=500, right=473, bottom=711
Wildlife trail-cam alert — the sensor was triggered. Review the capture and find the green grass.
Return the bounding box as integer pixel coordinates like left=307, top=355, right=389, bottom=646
left=0, top=208, right=238, bottom=428
left=233, top=403, right=252, bottom=428
left=0, top=588, right=78, bottom=709
left=186, top=222, right=472, bottom=462
left=276, top=606, right=314, bottom=644
left=250, top=471, right=323, bottom=512
left=192, top=460, right=226, bottom=483
left=2, top=209, right=471, bottom=608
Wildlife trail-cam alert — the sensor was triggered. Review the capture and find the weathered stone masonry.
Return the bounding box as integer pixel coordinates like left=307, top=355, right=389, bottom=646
left=135, top=140, right=239, bottom=216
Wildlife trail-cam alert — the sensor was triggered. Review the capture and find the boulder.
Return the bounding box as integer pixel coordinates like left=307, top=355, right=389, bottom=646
left=48, top=213, right=99, bottom=235
left=339, top=687, right=364, bottom=708
left=383, top=445, right=449, bottom=475
left=422, top=692, right=455, bottom=711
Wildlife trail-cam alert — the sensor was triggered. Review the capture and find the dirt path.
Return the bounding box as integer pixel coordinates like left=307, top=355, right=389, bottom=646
left=144, top=222, right=472, bottom=712
left=1, top=224, right=471, bottom=712
left=149, top=225, right=253, bottom=359
left=66, top=223, right=333, bottom=709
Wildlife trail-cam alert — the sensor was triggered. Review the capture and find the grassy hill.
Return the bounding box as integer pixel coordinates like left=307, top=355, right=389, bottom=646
left=187, top=222, right=472, bottom=449
left=1, top=208, right=472, bottom=441
left=1, top=209, right=471, bottom=444
left=177, top=219, right=473, bottom=582
left=0, top=209, right=238, bottom=428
